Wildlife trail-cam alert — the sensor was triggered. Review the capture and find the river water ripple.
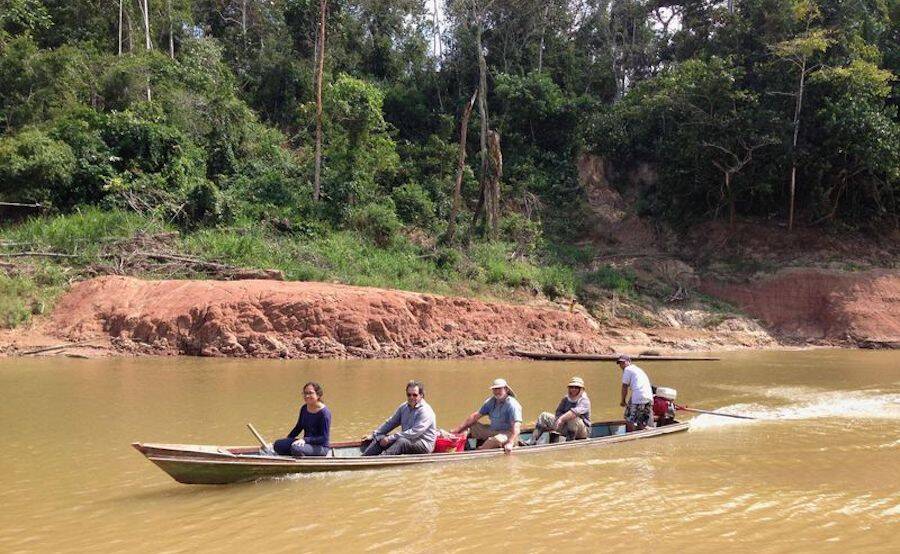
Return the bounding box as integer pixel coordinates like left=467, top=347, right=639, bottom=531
left=0, top=350, right=898, bottom=553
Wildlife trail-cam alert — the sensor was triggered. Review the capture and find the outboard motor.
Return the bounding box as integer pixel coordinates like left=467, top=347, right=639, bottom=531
left=653, top=386, right=678, bottom=426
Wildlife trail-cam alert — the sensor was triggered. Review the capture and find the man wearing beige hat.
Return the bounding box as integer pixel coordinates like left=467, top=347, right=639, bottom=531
left=450, top=378, right=523, bottom=452
left=531, top=377, right=591, bottom=444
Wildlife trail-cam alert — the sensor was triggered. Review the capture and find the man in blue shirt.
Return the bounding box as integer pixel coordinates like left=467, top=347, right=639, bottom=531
left=451, top=378, right=523, bottom=452
left=362, top=380, right=438, bottom=456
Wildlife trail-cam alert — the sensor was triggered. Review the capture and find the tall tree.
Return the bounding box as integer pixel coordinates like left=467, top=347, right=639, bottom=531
left=771, top=0, right=830, bottom=231
left=313, top=0, right=327, bottom=202
left=447, top=89, right=478, bottom=242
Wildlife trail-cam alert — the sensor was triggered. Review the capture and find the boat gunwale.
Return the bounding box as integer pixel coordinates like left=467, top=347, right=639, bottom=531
left=137, top=421, right=690, bottom=470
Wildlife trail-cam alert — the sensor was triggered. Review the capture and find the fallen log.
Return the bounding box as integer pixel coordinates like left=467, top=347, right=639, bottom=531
left=19, top=344, right=76, bottom=356
left=0, top=251, right=80, bottom=258
left=514, top=351, right=720, bottom=361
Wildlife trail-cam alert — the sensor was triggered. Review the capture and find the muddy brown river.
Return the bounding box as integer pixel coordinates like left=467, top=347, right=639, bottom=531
left=1, top=350, right=898, bottom=553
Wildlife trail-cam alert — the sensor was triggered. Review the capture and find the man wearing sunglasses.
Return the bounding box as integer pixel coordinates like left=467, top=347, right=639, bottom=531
left=362, top=380, right=438, bottom=456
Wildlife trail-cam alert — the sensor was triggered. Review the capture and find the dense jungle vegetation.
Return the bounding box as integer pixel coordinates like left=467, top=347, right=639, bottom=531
left=0, top=0, right=898, bottom=326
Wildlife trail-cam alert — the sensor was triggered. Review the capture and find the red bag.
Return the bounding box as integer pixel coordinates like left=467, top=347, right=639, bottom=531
left=433, top=433, right=467, bottom=453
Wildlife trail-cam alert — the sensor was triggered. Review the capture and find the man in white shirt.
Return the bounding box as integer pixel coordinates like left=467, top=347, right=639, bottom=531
left=617, top=354, right=653, bottom=431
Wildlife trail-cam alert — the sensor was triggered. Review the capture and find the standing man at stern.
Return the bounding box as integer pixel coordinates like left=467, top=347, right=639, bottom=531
left=362, top=380, right=437, bottom=456
left=617, top=355, right=654, bottom=432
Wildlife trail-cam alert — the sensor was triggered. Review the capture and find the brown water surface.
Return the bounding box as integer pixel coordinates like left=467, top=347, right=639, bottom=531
left=1, top=350, right=898, bottom=553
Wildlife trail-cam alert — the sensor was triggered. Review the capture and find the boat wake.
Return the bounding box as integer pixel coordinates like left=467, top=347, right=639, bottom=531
left=688, top=388, right=900, bottom=429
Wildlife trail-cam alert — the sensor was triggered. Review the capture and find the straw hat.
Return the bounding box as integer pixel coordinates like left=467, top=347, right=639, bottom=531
left=490, top=378, right=508, bottom=390
left=567, top=376, right=585, bottom=388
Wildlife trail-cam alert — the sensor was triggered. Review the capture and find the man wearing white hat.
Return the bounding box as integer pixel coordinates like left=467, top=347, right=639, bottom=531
left=450, top=378, right=523, bottom=452
left=531, top=376, right=591, bottom=444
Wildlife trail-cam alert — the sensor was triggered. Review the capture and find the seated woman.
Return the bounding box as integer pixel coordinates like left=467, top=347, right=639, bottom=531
left=272, top=382, right=331, bottom=457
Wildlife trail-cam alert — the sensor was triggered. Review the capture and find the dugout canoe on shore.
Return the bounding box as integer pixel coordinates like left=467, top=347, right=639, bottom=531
left=133, top=419, right=690, bottom=485
left=514, top=351, right=720, bottom=361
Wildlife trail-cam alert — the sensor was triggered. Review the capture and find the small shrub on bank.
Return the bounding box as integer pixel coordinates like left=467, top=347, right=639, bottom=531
left=348, top=202, right=402, bottom=247
left=0, top=267, right=66, bottom=329
left=581, top=265, right=636, bottom=296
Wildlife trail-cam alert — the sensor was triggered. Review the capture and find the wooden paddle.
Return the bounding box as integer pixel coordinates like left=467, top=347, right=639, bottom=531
left=677, top=406, right=757, bottom=420
left=247, top=423, right=269, bottom=447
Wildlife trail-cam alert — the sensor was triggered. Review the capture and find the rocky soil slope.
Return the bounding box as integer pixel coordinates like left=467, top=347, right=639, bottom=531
left=12, top=275, right=776, bottom=358
left=701, top=269, right=900, bottom=348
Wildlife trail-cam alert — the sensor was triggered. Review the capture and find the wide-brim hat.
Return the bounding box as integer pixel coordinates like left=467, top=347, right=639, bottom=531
left=567, top=376, right=585, bottom=388
left=490, top=378, right=516, bottom=397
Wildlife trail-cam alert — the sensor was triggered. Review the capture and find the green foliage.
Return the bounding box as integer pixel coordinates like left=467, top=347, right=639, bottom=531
left=469, top=241, right=575, bottom=297
left=0, top=0, right=897, bottom=326
left=0, top=269, right=65, bottom=328
left=392, top=182, right=436, bottom=229
left=3, top=206, right=166, bottom=256
left=581, top=265, right=636, bottom=296
left=0, top=126, right=75, bottom=205
left=303, top=74, right=400, bottom=222
left=348, top=201, right=402, bottom=247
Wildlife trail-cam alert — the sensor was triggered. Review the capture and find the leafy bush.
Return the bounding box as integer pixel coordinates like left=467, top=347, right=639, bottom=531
left=0, top=127, right=75, bottom=205
left=348, top=201, right=402, bottom=247
left=392, top=182, right=435, bottom=229
left=499, top=213, right=543, bottom=255
left=0, top=267, right=67, bottom=328
left=581, top=265, right=635, bottom=296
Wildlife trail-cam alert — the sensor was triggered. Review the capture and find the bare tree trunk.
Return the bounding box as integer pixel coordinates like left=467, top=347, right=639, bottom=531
left=126, top=6, right=134, bottom=53
left=473, top=17, right=491, bottom=233
left=167, top=0, right=174, bottom=59
left=137, top=0, right=152, bottom=101
left=537, top=2, right=550, bottom=72
left=118, top=0, right=124, bottom=55
left=313, top=0, right=327, bottom=202
left=447, top=90, right=478, bottom=243
left=486, top=130, right=502, bottom=237
left=242, top=0, right=248, bottom=36
left=433, top=0, right=442, bottom=59
left=138, top=0, right=151, bottom=51
left=726, top=172, right=735, bottom=226
left=788, top=56, right=807, bottom=232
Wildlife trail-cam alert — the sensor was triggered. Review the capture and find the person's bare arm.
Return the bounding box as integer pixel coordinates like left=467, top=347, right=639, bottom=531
left=555, top=410, right=576, bottom=429
left=504, top=421, right=521, bottom=453
left=451, top=411, right=482, bottom=434
left=621, top=383, right=629, bottom=407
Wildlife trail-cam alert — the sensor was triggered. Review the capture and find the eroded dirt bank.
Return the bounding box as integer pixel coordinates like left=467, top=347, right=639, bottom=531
left=4, top=275, right=776, bottom=358
left=5, top=268, right=897, bottom=359
left=43, top=276, right=610, bottom=358
left=701, top=269, right=900, bottom=348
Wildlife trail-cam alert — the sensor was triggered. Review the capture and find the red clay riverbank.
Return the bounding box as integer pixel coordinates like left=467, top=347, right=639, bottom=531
left=1, top=275, right=777, bottom=358
left=3, top=268, right=897, bottom=359
left=701, top=268, right=900, bottom=348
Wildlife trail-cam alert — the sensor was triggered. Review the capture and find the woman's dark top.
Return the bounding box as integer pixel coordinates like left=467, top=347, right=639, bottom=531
left=287, top=405, right=331, bottom=448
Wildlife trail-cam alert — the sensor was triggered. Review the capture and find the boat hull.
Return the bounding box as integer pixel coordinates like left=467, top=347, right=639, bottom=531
left=134, top=420, right=690, bottom=485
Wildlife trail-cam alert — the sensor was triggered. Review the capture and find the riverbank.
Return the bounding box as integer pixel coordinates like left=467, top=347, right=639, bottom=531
left=4, top=268, right=897, bottom=360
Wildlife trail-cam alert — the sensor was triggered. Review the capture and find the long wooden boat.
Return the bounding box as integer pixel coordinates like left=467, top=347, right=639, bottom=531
left=514, top=351, right=720, bottom=361
left=133, top=419, right=690, bottom=485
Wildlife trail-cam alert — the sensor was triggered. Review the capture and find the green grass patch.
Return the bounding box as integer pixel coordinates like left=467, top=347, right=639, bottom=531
left=3, top=207, right=167, bottom=258
left=469, top=242, right=575, bottom=298
left=0, top=266, right=68, bottom=328
left=580, top=265, right=635, bottom=296
left=2, top=210, right=580, bottom=322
